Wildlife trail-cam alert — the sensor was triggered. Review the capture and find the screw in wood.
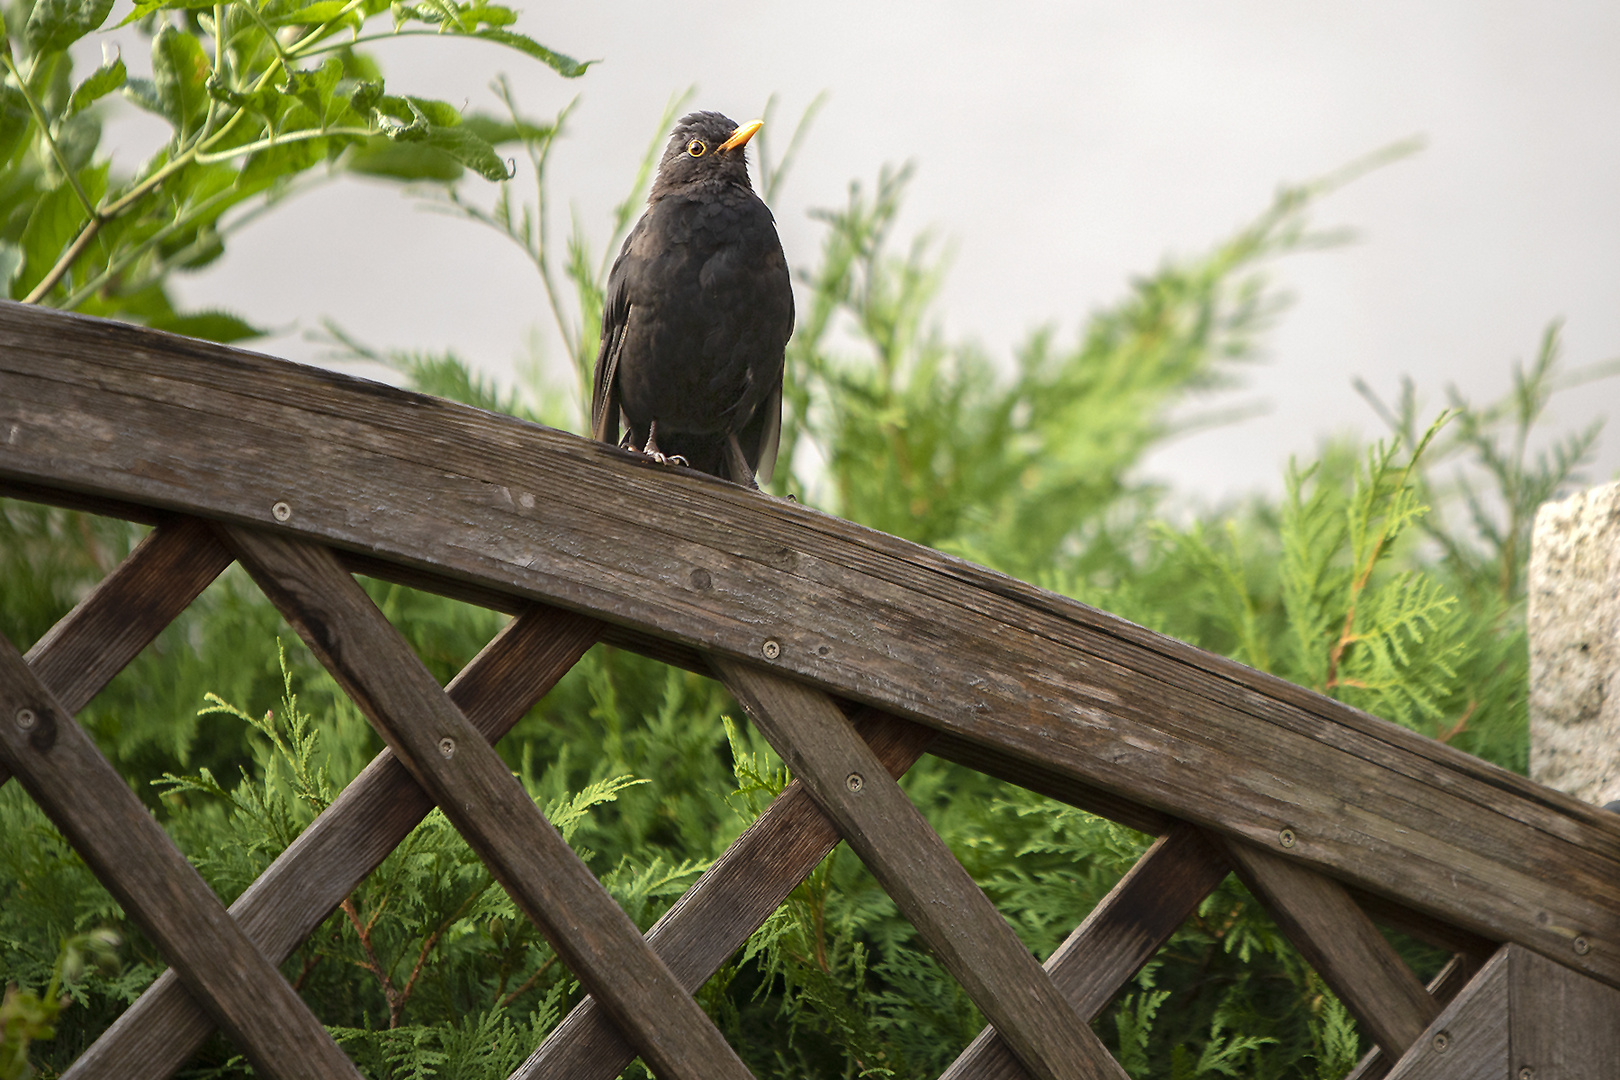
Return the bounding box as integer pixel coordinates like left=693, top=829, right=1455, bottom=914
left=15, top=708, right=36, bottom=730
left=1574, top=936, right=1591, bottom=955
left=762, top=639, right=781, bottom=660
left=846, top=772, right=863, bottom=793
left=438, top=737, right=456, bottom=759
left=1278, top=827, right=1296, bottom=848
left=271, top=501, right=292, bottom=522
left=1519, top=1068, right=1535, bottom=1080
left=1431, top=1031, right=1451, bottom=1053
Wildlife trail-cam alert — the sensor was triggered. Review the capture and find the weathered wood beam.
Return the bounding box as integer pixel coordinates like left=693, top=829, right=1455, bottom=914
left=715, top=658, right=1130, bottom=1080
left=221, top=525, right=754, bottom=1080
left=1508, top=941, right=1620, bottom=1076
left=939, top=823, right=1229, bottom=1080
left=0, top=517, right=229, bottom=790
left=62, top=598, right=598, bottom=1080
left=1344, top=952, right=1489, bottom=1080
left=1379, top=946, right=1508, bottom=1080
left=2, top=304, right=1617, bottom=988
left=0, top=632, right=363, bottom=1080
left=1220, top=837, right=1439, bottom=1059
left=516, top=709, right=935, bottom=1080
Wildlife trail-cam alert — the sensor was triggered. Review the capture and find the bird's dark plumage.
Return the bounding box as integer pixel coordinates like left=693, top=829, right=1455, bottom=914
left=590, top=111, right=794, bottom=486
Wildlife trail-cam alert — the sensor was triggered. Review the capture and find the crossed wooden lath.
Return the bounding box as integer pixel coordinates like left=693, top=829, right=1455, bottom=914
left=2, top=298, right=1619, bottom=1079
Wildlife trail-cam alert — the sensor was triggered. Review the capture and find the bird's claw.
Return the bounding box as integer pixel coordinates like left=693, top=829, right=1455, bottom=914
left=644, top=450, right=689, bottom=468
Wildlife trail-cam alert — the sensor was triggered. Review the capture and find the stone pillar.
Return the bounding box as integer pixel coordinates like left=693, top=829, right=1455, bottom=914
left=1528, top=479, right=1620, bottom=806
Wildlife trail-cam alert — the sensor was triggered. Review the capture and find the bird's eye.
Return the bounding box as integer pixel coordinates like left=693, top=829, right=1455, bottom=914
left=687, top=139, right=707, bottom=158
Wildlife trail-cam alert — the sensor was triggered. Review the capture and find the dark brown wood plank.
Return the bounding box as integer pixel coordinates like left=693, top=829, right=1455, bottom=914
left=221, top=525, right=754, bottom=1080
left=0, top=517, right=229, bottom=790
left=2, top=304, right=1615, bottom=991
left=1219, top=836, right=1440, bottom=1059
left=1377, top=945, right=1509, bottom=1080
left=939, top=823, right=1229, bottom=1080
left=1509, top=941, right=1620, bottom=1078
left=0, top=632, right=362, bottom=1080
left=515, top=709, right=936, bottom=1080
left=61, top=601, right=599, bottom=1080
left=25, top=516, right=231, bottom=715
left=715, top=657, right=1129, bottom=1080
left=1345, top=952, right=1491, bottom=1080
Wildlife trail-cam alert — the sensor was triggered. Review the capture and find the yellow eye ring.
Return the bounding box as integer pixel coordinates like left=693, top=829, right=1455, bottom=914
left=687, top=139, right=706, bottom=158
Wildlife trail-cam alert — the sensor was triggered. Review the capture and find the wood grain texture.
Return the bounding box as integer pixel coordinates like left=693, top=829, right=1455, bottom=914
left=61, top=601, right=599, bottom=1080
left=0, top=632, right=362, bottom=1080
left=1344, top=952, right=1493, bottom=1080
left=516, top=709, right=936, bottom=1080
left=2, top=304, right=1618, bottom=991
left=221, top=525, right=753, bottom=1080
left=1221, top=836, right=1440, bottom=1058
left=939, top=823, right=1229, bottom=1080
left=0, top=517, right=230, bottom=790
left=1509, top=941, right=1620, bottom=1079
left=1380, top=946, right=1509, bottom=1080
left=715, top=657, right=1129, bottom=1080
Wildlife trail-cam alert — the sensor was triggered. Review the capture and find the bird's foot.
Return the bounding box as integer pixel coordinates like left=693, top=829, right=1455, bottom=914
left=638, top=421, right=687, bottom=468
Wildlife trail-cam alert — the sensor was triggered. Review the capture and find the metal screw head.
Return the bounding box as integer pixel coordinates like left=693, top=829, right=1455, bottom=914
left=761, top=639, right=781, bottom=660
left=846, top=772, right=864, bottom=793
left=1431, top=1030, right=1451, bottom=1053
left=15, top=708, right=37, bottom=730
left=438, top=737, right=456, bottom=759
left=1278, top=827, right=1297, bottom=848
left=1574, top=936, right=1592, bottom=956
left=1519, top=1067, right=1535, bottom=1080
left=271, top=501, right=292, bottom=522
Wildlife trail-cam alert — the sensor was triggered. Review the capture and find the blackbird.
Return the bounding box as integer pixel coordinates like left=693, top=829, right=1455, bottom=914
left=590, top=111, right=795, bottom=487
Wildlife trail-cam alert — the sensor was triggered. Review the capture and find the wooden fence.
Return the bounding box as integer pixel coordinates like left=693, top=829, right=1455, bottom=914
left=2, top=298, right=1618, bottom=1079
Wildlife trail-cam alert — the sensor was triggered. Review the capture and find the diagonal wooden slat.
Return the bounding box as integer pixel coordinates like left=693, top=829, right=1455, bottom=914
left=62, top=600, right=599, bottom=1080
left=0, top=517, right=230, bottom=790
left=221, top=524, right=755, bottom=1080
left=515, top=709, right=937, bottom=1080
left=1345, top=952, right=1489, bottom=1080
left=714, top=657, right=1130, bottom=1080
left=939, top=823, right=1229, bottom=1080
left=0, top=632, right=362, bottom=1080
left=1219, top=835, right=1440, bottom=1059
left=1379, top=946, right=1508, bottom=1080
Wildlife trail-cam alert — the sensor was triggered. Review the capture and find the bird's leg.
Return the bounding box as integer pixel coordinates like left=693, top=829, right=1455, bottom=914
left=723, top=433, right=759, bottom=489
left=640, top=420, right=688, bottom=468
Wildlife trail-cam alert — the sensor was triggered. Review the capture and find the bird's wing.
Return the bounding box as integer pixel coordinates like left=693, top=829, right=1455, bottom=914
left=753, top=383, right=782, bottom=486
left=590, top=224, right=642, bottom=444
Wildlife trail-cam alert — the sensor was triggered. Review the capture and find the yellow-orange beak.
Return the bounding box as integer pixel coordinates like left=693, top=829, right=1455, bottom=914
left=718, top=119, right=764, bottom=153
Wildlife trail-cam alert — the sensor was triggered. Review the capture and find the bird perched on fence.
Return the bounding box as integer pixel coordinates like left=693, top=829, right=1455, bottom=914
left=590, top=111, right=795, bottom=488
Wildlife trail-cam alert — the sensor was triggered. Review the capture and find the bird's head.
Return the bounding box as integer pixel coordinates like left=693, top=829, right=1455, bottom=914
left=649, top=111, right=763, bottom=197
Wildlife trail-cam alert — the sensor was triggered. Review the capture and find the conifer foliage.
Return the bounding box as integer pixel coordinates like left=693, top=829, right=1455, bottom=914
left=1, top=13, right=1612, bottom=1076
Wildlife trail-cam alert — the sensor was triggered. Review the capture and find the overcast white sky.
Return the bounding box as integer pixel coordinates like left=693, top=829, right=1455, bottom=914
left=108, top=2, right=1620, bottom=503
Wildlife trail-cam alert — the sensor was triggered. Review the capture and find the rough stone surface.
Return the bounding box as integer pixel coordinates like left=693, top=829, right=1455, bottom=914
left=1529, top=480, right=1620, bottom=805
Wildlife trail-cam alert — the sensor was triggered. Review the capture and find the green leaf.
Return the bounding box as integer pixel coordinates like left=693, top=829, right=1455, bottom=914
left=0, top=85, right=31, bottom=168
left=270, top=0, right=355, bottom=24
left=421, top=123, right=507, bottom=180
left=114, top=0, right=216, bottom=29
left=121, top=76, right=164, bottom=118
left=461, top=111, right=553, bottom=146
left=16, top=164, right=109, bottom=298
left=151, top=23, right=211, bottom=139
left=462, top=29, right=592, bottom=77
left=25, top=0, right=116, bottom=54
left=147, top=309, right=265, bottom=343
left=68, top=56, right=128, bottom=116
left=347, top=137, right=463, bottom=181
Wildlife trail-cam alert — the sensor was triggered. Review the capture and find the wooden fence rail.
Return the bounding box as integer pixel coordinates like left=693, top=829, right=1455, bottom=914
left=2, top=299, right=1617, bottom=1078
